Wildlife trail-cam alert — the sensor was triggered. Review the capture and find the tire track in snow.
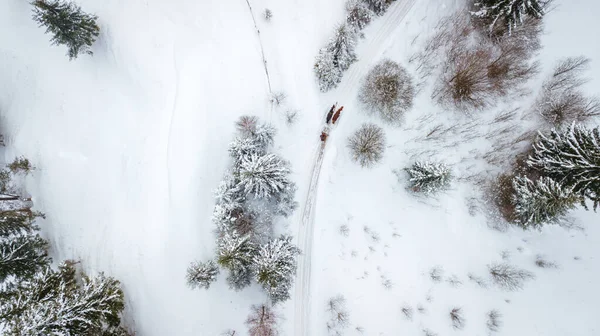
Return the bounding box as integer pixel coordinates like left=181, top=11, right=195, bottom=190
left=293, top=2, right=416, bottom=335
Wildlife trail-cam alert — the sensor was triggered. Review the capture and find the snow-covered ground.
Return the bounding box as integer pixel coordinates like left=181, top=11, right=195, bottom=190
left=1, top=0, right=599, bottom=335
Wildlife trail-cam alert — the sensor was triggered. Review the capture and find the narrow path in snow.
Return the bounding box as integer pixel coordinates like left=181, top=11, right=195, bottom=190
left=243, top=0, right=273, bottom=94
left=293, top=1, right=417, bottom=335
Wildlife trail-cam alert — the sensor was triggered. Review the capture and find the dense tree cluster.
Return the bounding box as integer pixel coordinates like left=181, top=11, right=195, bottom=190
left=0, top=158, right=130, bottom=335
left=188, top=117, right=300, bottom=304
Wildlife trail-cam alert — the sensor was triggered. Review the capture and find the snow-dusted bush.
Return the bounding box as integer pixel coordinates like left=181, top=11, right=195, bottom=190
left=536, top=57, right=600, bottom=126
left=359, top=59, right=415, bottom=124
left=246, top=304, right=279, bottom=336
left=471, top=0, right=548, bottom=36
left=186, top=260, right=220, bottom=290
left=253, top=235, right=300, bottom=304
left=270, top=91, right=286, bottom=106
left=1, top=261, right=126, bottom=335
left=404, top=161, right=451, bottom=194
left=347, top=123, right=386, bottom=167
left=32, top=0, right=100, bottom=60
left=346, top=0, right=373, bottom=31
left=512, top=176, right=579, bottom=228
left=314, top=23, right=357, bottom=92
left=488, top=262, right=534, bottom=290
left=528, top=124, right=600, bottom=210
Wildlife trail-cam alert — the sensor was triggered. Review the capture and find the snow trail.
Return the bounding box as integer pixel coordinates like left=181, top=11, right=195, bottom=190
left=293, top=1, right=417, bottom=335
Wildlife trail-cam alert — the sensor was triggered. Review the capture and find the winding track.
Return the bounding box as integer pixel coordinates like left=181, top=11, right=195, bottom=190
left=293, top=1, right=417, bottom=335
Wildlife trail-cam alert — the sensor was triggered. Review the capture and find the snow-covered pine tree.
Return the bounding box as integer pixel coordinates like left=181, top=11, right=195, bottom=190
left=512, top=176, right=579, bottom=228
left=329, top=23, right=358, bottom=72
left=238, top=153, right=292, bottom=199
left=32, top=0, right=100, bottom=60
left=346, top=0, right=373, bottom=31
left=404, top=161, right=452, bottom=194
left=528, top=124, right=600, bottom=210
left=362, top=0, right=393, bottom=15
left=273, top=183, right=298, bottom=218
left=472, top=0, right=547, bottom=35
left=0, top=261, right=125, bottom=335
left=314, top=47, right=343, bottom=92
left=0, top=211, right=50, bottom=283
left=186, top=260, right=220, bottom=290
left=216, top=230, right=256, bottom=291
left=252, top=235, right=300, bottom=304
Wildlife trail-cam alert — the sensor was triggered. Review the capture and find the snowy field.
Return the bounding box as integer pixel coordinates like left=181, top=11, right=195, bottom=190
left=1, top=0, right=600, bottom=335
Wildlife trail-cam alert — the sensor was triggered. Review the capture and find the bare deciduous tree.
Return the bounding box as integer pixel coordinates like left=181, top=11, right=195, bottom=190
left=246, top=304, right=279, bottom=336
left=347, top=123, right=386, bottom=167
left=359, top=59, right=415, bottom=124
left=326, top=295, right=350, bottom=335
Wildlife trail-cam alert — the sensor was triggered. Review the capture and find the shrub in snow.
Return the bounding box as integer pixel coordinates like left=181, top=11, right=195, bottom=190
left=270, top=91, right=286, bottom=106
left=536, top=57, right=600, bottom=126
left=471, top=0, right=548, bottom=36
left=346, top=0, right=373, bottom=31
left=347, top=123, right=386, bottom=168
left=239, top=153, right=293, bottom=198
left=263, top=8, right=273, bottom=21
left=433, top=13, right=539, bottom=111
left=512, top=176, right=579, bottom=228
left=404, top=161, right=451, bottom=194
left=186, top=260, right=220, bottom=290
left=449, top=307, right=465, bottom=330
left=363, top=0, right=394, bottom=16
left=487, top=262, right=534, bottom=290
left=528, top=124, right=600, bottom=210
left=32, top=0, right=100, bottom=60
left=486, top=309, right=502, bottom=332
left=1, top=261, right=126, bottom=335
left=253, top=235, right=300, bottom=304
left=326, top=295, right=350, bottom=335
left=359, top=59, right=415, bottom=124
left=246, top=304, right=279, bottom=336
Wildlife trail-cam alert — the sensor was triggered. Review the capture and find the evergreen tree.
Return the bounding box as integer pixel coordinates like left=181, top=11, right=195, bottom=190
left=472, top=0, right=547, bottom=35
left=512, top=176, right=579, bottom=228
left=217, top=230, right=255, bottom=291
left=253, top=235, right=300, bottom=304
left=0, top=262, right=125, bottom=335
left=528, top=124, right=600, bottom=210
left=346, top=0, right=373, bottom=31
left=31, top=0, right=100, bottom=60
left=314, top=48, right=343, bottom=92
left=404, top=161, right=452, bottom=194
left=186, top=260, right=219, bottom=290
left=0, top=211, right=50, bottom=283
left=239, top=153, right=292, bottom=199
left=329, top=23, right=357, bottom=72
